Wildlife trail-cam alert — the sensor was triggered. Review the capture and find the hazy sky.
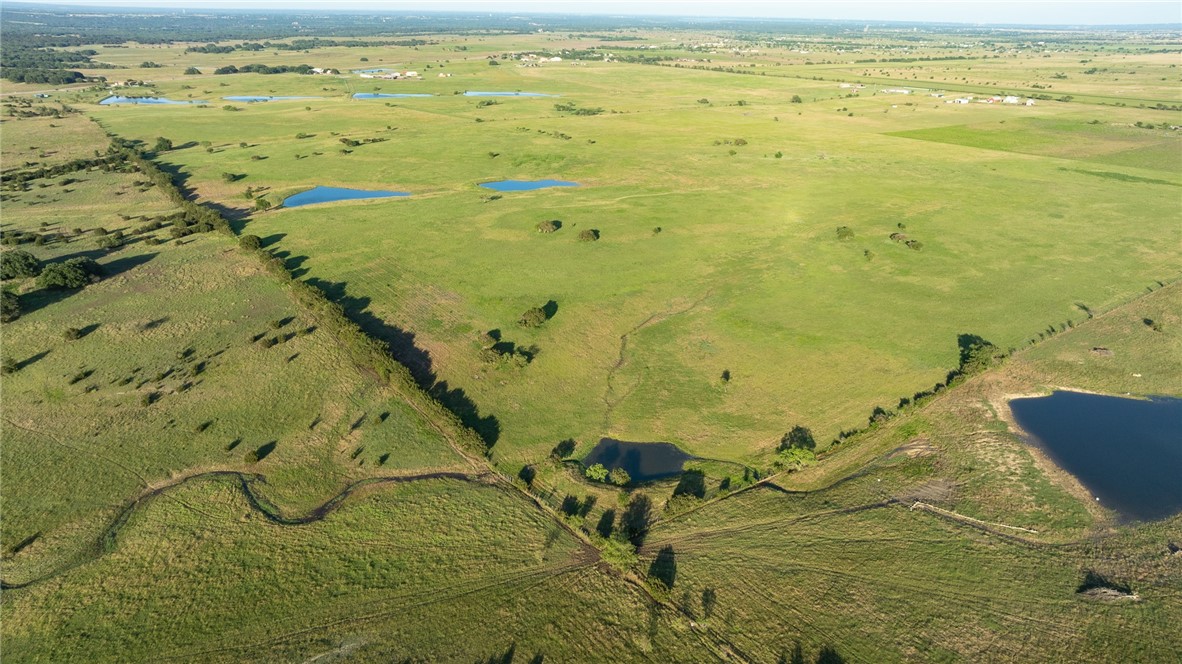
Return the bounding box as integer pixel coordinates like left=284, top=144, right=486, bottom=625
left=14, top=1, right=1182, bottom=25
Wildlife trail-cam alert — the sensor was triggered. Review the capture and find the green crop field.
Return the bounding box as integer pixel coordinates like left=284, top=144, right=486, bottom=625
left=2, top=11, right=1180, bottom=663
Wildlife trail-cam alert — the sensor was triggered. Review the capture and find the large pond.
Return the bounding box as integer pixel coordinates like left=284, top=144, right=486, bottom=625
left=282, top=186, right=410, bottom=208
left=479, top=179, right=579, bottom=192
left=582, top=438, right=695, bottom=482
left=223, top=96, right=322, bottom=102
left=463, top=91, right=557, bottom=97
left=99, top=96, right=205, bottom=105
left=353, top=93, right=434, bottom=99
left=1010, top=391, right=1182, bottom=521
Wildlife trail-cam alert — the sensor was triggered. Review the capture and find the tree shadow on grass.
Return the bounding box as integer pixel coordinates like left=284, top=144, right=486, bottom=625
left=304, top=277, right=501, bottom=451
left=156, top=161, right=251, bottom=222
left=18, top=252, right=158, bottom=317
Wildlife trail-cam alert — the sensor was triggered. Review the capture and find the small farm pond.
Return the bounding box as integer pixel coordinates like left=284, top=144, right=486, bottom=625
left=583, top=438, right=694, bottom=482
left=282, top=186, right=410, bottom=208
left=479, top=179, right=579, bottom=192
left=99, top=96, right=205, bottom=105
left=1010, top=391, right=1182, bottom=521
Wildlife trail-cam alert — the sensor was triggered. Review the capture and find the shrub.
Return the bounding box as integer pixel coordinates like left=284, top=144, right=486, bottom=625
left=63, top=327, right=82, bottom=341
left=153, top=137, right=173, bottom=152
left=518, top=306, right=548, bottom=328
left=835, top=226, right=854, bottom=240
left=96, top=235, right=122, bottom=249
left=779, top=425, right=816, bottom=451
left=254, top=198, right=272, bottom=211
left=0, top=250, right=41, bottom=280
left=243, top=450, right=260, bottom=463
left=608, top=467, right=631, bottom=486
left=1, top=355, right=17, bottom=374
left=791, top=95, right=803, bottom=103
left=518, top=464, right=536, bottom=485
left=578, top=229, right=600, bottom=242
left=585, top=463, right=609, bottom=482
left=37, top=258, right=101, bottom=290
left=536, top=219, right=561, bottom=233
left=184, top=67, right=201, bottom=75
left=260, top=336, right=278, bottom=348
left=551, top=439, right=576, bottom=459
left=0, top=290, right=20, bottom=322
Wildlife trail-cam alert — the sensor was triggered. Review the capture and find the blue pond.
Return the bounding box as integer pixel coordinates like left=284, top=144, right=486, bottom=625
left=353, top=68, right=395, bottom=73
left=223, top=96, right=322, bottom=102
left=353, top=93, right=434, bottom=99
left=282, top=186, right=410, bottom=208
left=99, top=96, right=205, bottom=105
left=583, top=438, right=695, bottom=483
left=479, top=179, right=579, bottom=192
left=464, top=91, right=556, bottom=97
left=1010, top=391, right=1182, bottom=521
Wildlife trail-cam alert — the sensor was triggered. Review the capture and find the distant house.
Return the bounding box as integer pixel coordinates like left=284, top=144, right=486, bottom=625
left=1003, top=95, right=1021, bottom=104
left=1025, top=99, right=1036, bottom=106
left=882, top=88, right=911, bottom=95
left=548, top=57, right=562, bottom=62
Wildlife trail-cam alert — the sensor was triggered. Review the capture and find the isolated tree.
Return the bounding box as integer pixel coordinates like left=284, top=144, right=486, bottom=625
left=153, top=136, right=174, bottom=152
left=585, top=463, right=608, bottom=482
left=957, top=333, right=1000, bottom=375
left=63, top=327, right=82, bottom=341
left=622, top=493, right=654, bottom=546
left=518, top=306, right=548, bottom=328
left=701, top=588, right=718, bottom=619
left=183, top=66, right=201, bottom=75
left=37, top=258, right=100, bottom=290
left=791, top=95, right=803, bottom=103
left=550, top=439, right=576, bottom=459
left=648, top=545, right=677, bottom=589
left=672, top=470, right=707, bottom=498
left=0, top=250, right=41, bottom=280
left=0, top=290, right=20, bottom=323
left=239, top=234, right=262, bottom=251
left=595, top=509, right=616, bottom=538
left=517, top=464, right=537, bottom=486
left=254, top=198, right=273, bottom=212
left=608, top=467, right=631, bottom=486
left=779, top=425, right=815, bottom=451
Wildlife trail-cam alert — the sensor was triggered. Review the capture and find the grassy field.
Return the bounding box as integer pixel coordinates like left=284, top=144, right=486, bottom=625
left=0, top=113, right=468, bottom=586
left=2, top=476, right=715, bottom=662
left=2, top=24, right=1180, bottom=663
left=86, top=43, right=1182, bottom=473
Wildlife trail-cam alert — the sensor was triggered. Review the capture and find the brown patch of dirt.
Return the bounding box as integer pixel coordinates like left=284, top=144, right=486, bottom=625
left=1078, top=587, right=1140, bottom=602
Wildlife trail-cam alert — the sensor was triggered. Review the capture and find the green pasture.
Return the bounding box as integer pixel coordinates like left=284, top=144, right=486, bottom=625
left=90, top=58, right=1181, bottom=469
left=1, top=476, right=712, bottom=662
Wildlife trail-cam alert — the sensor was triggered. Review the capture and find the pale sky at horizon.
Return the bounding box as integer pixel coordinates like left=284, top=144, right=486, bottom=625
left=7, top=1, right=1182, bottom=26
